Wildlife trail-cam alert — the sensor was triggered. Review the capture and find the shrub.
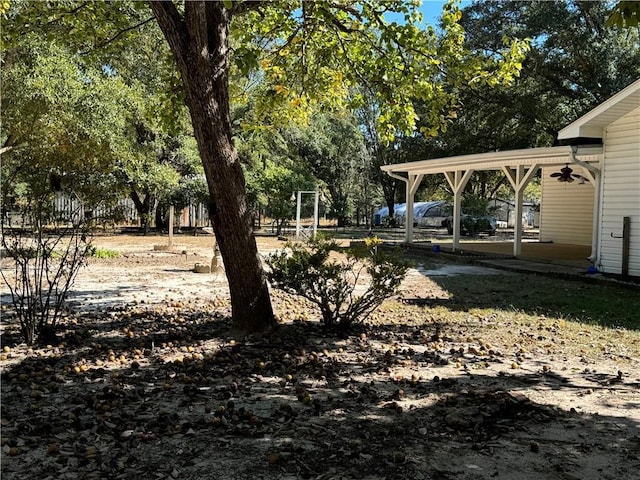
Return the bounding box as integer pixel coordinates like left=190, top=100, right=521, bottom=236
left=265, top=236, right=408, bottom=328
left=1, top=206, right=92, bottom=345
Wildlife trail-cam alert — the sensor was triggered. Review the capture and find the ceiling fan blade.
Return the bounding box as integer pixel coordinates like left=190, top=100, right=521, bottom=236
left=550, top=173, right=562, bottom=177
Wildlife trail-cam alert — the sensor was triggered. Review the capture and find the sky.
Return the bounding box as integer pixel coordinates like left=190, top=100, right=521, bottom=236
left=420, top=0, right=450, bottom=25
left=394, top=0, right=474, bottom=27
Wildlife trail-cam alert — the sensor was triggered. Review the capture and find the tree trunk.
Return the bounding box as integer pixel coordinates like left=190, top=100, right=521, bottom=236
left=381, top=176, right=397, bottom=225
left=150, top=1, right=275, bottom=334
left=155, top=205, right=167, bottom=232
left=130, top=190, right=154, bottom=234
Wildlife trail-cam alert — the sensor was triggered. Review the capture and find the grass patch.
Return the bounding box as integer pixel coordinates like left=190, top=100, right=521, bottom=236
left=371, top=269, right=639, bottom=362
left=87, top=246, right=120, bottom=259
left=433, top=273, right=640, bottom=330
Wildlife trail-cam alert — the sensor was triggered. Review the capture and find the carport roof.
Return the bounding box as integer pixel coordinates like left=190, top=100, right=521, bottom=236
left=380, top=145, right=602, bottom=176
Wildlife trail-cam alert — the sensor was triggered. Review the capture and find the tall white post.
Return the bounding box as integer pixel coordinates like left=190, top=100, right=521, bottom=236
left=313, top=191, right=320, bottom=239
left=452, top=187, right=462, bottom=249
left=295, top=190, right=302, bottom=239
left=514, top=184, right=524, bottom=256
left=502, top=164, right=539, bottom=257
left=403, top=173, right=425, bottom=243
left=444, top=170, right=474, bottom=252
left=168, top=205, right=174, bottom=247
left=405, top=179, right=414, bottom=243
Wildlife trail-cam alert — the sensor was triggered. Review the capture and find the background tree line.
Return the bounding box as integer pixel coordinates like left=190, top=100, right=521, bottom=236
left=4, top=1, right=637, bottom=231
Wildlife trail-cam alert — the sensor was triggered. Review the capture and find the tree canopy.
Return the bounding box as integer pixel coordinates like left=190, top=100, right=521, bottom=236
left=1, top=34, right=130, bottom=209
left=1, top=1, right=203, bottom=229
left=2, top=0, right=530, bottom=334
left=288, top=114, right=366, bottom=227
left=435, top=0, right=640, bottom=155
left=405, top=0, right=640, bottom=205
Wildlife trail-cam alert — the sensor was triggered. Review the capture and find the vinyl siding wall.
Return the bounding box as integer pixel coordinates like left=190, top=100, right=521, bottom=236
left=540, top=167, right=594, bottom=246
left=598, top=107, right=640, bottom=276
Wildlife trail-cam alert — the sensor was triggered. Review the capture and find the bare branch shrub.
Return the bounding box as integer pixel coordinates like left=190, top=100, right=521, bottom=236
left=1, top=202, right=92, bottom=345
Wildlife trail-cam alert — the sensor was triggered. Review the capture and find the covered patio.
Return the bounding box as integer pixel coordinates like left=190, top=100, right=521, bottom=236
left=381, top=145, right=603, bottom=260
left=403, top=239, right=593, bottom=268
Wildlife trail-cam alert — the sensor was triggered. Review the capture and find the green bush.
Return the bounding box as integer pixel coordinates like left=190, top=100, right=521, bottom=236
left=265, top=236, right=408, bottom=328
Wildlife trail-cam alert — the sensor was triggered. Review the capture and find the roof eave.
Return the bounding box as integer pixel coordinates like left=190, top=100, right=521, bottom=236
left=558, top=78, right=640, bottom=140
left=381, top=145, right=602, bottom=175
left=558, top=125, right=605, bottom=140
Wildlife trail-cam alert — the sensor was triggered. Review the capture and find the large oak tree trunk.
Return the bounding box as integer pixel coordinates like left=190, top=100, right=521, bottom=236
left=150, top=1, right=276, bottom=333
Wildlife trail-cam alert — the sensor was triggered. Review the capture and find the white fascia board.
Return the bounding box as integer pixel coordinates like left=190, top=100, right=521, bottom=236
left=558, top=125, right=606, bottom=139
left=380, top=146, right=602, bottom=175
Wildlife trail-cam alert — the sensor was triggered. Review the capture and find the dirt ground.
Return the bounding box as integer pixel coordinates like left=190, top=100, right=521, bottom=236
left=1, top=233, right=639, bottom=480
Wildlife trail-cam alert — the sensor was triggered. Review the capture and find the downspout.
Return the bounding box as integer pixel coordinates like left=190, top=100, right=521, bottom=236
left=570, top=146, right=602, bottom=264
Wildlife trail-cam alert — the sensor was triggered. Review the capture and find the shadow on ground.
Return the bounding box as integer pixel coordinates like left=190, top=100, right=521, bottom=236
left=406, top=270, right=640, bottom=331
left=1, top=304, right=638, bottom=480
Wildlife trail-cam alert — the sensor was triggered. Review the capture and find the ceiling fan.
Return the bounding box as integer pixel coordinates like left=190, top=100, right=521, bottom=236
left=550, top=164, right=589, bottom=183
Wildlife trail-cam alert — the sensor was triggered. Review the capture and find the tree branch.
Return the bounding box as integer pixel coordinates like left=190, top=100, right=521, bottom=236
left=230, top=0, right=267, bottom=16
left=81, top=16, right=157, bottom=55
left=328, top=2, right=363, bottom=21
left=44, top=2, right=91, bottom=27
left=0, top=135, right=21, bottom=156
left=318, top=5, right=362, bottom=34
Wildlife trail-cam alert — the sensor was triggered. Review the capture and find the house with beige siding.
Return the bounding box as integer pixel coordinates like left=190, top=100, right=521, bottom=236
left=556, top=80, right=640, bottom=277
left=539, top=170, right=594, bottom=246
left=381, top=78, right=640, bottom=279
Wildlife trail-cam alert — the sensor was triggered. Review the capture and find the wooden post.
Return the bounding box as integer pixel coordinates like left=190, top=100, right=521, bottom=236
left=622, top=216, right=630, bottom=277
left=168, top=205, right=174, bottom=247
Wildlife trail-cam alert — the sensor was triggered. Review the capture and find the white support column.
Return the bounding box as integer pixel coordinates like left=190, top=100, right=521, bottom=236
left=404, top=173, right=424, bottom=243
left=168, top=205, right=174, bottom=247
left=444, top=170, right=474, bottom=251
left=502, top=164, right=539, bottom=257
left=386, top=171, right=423, bottom=244
left=295, top=190, right=302, bottom=239
left=313, top=191, right=320, bottom=239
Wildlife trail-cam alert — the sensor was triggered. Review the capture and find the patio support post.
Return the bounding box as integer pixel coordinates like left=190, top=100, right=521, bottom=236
left=444, top=170, right=474, bottom=251
left=514, top=187, right=524, bottom=255
left=405, top=173, right=424, bottom=243
left=502, top=165, right=539, bottom=257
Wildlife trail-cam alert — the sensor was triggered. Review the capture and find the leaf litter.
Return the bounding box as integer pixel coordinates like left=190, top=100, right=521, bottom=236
left=1, top=234, right=639, bottom=480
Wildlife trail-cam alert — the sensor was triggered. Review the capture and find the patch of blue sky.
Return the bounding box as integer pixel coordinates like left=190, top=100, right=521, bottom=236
left=384, top=0, right=473, bottom=28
